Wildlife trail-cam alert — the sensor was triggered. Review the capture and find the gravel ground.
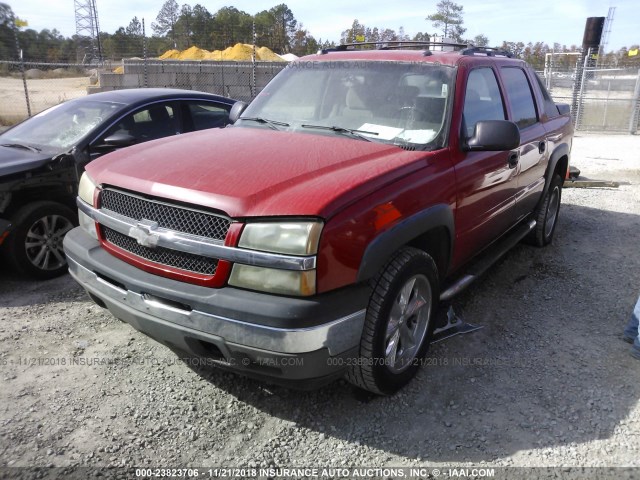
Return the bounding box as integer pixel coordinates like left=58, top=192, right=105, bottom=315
left=0, top=133, right=639, bottom=478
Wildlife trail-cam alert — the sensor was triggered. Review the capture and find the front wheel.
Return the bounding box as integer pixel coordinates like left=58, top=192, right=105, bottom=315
left=2, top=201, right=76, bottom=279
left=346, top=247, right=439, bottom=395
left=528, top=174, right=563, bottom=247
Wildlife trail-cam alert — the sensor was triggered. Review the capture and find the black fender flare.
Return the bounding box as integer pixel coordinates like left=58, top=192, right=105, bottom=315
left=356, top=204, right=454, bottom=282
left=540, top=142, right=570, bottom=202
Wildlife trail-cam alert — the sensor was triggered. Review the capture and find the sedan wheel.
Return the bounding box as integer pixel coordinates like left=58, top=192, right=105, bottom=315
left=3, top=201, right=77, bottom=279
left=24, top=214, right=74, bottom=271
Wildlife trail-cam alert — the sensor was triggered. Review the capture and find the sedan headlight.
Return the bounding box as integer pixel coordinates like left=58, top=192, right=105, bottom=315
left=238, top=221, right=323, bottom=255
left=230, top=220, right=323, bottom=296
left=78, top=173, right=98, bottom=240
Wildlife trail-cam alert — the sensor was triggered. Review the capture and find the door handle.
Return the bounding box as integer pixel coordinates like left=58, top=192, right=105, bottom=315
left=508, top=151, right=520, bottom=169
left=539, top=141, right=546, bottom=154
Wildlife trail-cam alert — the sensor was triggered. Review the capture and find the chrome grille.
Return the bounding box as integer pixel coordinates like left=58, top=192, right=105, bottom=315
left=101, top=188, right=230, bottom=240
left=103, top=227, right=218, bottom=276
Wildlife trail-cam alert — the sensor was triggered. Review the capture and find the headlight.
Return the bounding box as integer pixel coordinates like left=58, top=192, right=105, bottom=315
left=230, top=220, right=323, bottom=296
left=78, top=172, right=97, bottom=205
left=238, top=221, right=323, bottom=255
left=229, top=265, right=316, bottom=296
left=78, top=173, right=98, bottom=239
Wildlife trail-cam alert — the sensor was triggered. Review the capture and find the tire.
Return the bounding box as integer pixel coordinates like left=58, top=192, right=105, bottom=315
left=2, top=201, right=77, bottom=280
left=346, top=247, right=439, bottom=395
left=528, top=174, right=563, bottom=247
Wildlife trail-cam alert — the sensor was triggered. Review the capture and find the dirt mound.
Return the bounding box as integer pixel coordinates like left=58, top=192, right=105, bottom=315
left=177, top=46, right=210, bottom=60
left=159, top=44, right=285, bottom=62
left=256, top=46, right=283, bottom=61
left=159, top=49, right=180, bottom=60
left=25, top=69, right=43, bottom=79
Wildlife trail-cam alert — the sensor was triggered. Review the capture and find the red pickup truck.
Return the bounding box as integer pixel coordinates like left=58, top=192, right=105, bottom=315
left=64, top=44, right=573, bottom=394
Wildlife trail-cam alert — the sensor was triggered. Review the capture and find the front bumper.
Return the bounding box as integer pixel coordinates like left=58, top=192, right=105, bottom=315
left=64, top=227, right=368, bottom=387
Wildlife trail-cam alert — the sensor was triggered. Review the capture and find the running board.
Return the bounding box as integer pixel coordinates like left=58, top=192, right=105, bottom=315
left=439, top=219, right=536, bottom=302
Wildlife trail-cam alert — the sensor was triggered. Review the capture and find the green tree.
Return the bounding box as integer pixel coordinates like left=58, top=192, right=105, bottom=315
left=290, top=23, right=318, bottom=57
left=254, top=10, right=276, bottom=50
left=471, top=34, right=489, bottom=47
left=426, top=0, right=466, bottom=41
left=191, top=5, right=214, bottom=49
left=0, top=2, right=16, bottom=60
left=340, top=19, right=365, bottom=44
left=379, top=28, right=398, bottom=42
left=341, top=19, right=400, bottom=46
left=269, top=4, right=297, bottom=54
left=211, top=7, right=253, bottom=50
left=174, top=4, right=193, bottom=49
left=126, top=17, right=142, bottom=37
left=152, top=0, right=180, bottom=46
left=500, top=41, right=526, bottom=59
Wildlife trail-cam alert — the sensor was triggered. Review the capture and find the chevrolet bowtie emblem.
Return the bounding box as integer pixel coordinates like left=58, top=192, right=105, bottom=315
left=129, top=220, right=160, bottom=248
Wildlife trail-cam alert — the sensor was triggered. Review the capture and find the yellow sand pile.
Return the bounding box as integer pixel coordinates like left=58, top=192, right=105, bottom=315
left=113, top=66, right=124, bottom=74
left=159, top=43, right=286, bottom=62
left=177, top=46, right=210, bottom=60
left=257, top=46, right=283, bottom=62
left=159, top=49, right=180, bottom=60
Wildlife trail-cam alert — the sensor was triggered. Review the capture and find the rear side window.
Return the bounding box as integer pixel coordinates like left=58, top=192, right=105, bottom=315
left=500, top=67, right=538, bottom=129
left=463, top=68, right=506, bottom=138
left=534, top=73, right=560, bottom=119
left=186, top=101, right=231, bottom=131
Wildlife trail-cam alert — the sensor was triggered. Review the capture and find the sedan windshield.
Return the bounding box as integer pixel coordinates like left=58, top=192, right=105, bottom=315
left=1, top=100, right=125, bottom=152
left=238, top=60, right=454, bottom=149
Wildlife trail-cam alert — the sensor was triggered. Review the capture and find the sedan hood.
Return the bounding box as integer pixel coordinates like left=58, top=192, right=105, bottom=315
left=0, top=145, right=53, bottom=177
left=87, top=127, right=429, bottom=218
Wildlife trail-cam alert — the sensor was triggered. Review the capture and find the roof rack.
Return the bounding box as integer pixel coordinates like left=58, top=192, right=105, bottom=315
left=318, top=40, right=469, bottom=55
left=460, top=46, right=513, bottom=58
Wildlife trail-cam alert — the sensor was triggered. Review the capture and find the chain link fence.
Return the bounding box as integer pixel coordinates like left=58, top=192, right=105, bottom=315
left=542, top=48, right=640, bottom=133
left=0, top=58, right=287, bottom=125
left=96, top=60, right=287, bottom=102
left=2, top=57, right=639, bottom=133
left=0, top=61, right=104, bottom=125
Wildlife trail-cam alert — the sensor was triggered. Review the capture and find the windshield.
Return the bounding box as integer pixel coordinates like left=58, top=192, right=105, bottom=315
left=1, top=100, right=125, bottom=152
left=238, top=60, right=455, bottom=149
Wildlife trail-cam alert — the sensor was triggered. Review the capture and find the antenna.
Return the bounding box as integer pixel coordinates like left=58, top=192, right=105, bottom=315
left=74, top=0, right=103, bottom=63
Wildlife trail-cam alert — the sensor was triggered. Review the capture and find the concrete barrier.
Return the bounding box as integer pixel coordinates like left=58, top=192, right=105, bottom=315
left=92, top=60, right=287, bottom=100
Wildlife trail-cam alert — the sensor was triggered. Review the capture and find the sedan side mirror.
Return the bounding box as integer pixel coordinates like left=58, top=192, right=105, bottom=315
left=229, top=101, right=249, bottom=124
left=463, top=120, right=520, bottom=152
left=96, top=132, right=137, bottom=149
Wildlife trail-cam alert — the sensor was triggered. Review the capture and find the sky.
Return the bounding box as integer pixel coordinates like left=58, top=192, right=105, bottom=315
left=8, top=0, right=638, bottom=52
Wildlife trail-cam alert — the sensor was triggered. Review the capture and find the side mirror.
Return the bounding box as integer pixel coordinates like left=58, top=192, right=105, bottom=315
left=464, top=120, right=520, bottom=152
left=556, top=103, right=570, bottom=116
left=96, top=132, right=137, bottom=149
left=229, top=101, right=249, bottom=124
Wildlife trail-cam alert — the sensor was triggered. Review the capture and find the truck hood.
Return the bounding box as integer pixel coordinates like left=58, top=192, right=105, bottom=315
left=86, top=127, right=429, bottom=218
left=0, top=145, right=53, bottom=177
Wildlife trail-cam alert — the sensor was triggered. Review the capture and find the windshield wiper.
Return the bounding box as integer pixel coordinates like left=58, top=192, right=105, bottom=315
left=239, top=117, right=290, bottom=131
left=300, top=124, right=377, bottom=142
left=1, top=143, right=42, bottom=153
